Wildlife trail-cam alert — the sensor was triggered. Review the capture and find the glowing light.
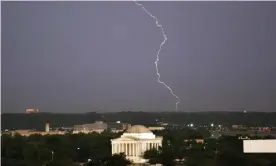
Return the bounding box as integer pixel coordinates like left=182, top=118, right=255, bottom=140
left=190, top=123, right=194, bottom=127
left=134, top=1, right=180, bottom=111
left=211, top=123, right=214, bottom=127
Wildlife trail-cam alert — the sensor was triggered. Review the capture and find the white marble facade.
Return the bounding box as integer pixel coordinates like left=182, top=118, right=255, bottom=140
left=111, top=125, right=162, bottom=164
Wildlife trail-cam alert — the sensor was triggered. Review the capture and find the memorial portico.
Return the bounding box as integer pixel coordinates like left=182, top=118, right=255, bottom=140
left=111, top=125, right=162, bottom=164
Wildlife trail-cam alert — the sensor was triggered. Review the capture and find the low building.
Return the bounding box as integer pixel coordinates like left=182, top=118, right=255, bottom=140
left=12, top=130, right=65, bottom=136
left=111, top=125, right=162, bottom=164
left=73, top=121, right=107, bottom=134
left=238, top=136, right=250, bottom=140
left=184, top=139, right=204, bottom=144
left=106, top=122, right=131, bottom=131
left=26, top=108, right=39, bottom=114
left=148, top=127, right=165, bottom=131
left=11, top=122, right=65, bottom=136
left=73, top=121, right=131, bottom=134
left=243, top=139, right=276, bottom=153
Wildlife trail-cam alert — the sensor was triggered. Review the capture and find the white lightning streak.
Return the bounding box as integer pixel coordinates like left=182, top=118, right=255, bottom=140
left=134, top=1, right=180, bottom=111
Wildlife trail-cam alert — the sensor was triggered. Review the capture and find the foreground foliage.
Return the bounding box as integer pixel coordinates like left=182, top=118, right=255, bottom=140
left=1, top=131, right=122, bottom=166
left=2, top=128, right=276, bottom=166
left=143, top=134, right=276, bottom=166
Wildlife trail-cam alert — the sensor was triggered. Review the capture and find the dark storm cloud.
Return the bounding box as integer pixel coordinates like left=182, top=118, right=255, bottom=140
left=2, top=2, right=276, bottom=113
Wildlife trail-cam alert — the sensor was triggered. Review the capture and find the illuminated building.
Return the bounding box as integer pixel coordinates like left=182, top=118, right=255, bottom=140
left=111, top=125, right=162, bottom=164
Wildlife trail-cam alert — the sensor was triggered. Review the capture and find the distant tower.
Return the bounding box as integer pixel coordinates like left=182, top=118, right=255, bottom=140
left=45, top=121, right=50, bottom=132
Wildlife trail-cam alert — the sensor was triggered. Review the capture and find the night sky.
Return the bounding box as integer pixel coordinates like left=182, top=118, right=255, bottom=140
left=2, top=2, right=276, bottom=113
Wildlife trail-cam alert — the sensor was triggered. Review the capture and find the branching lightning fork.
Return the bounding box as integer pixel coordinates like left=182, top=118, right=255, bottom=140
left=134, top=1, right=180, bottom=111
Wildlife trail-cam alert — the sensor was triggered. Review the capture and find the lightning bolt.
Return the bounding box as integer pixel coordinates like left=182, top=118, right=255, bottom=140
left=134, top=1, right=180, bottom=111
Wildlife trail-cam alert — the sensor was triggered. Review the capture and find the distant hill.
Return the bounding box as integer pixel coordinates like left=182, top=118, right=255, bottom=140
left=2, top=112, right=276, bottom=130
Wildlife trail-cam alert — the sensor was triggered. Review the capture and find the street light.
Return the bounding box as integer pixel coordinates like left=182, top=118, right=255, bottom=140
left=77, top=148, right=80, bottom=162
left=214, top=149, right=219, bottom=166
left=211, top=123, right=214, bottom=127
left=51, top=150, right=54, bottom=162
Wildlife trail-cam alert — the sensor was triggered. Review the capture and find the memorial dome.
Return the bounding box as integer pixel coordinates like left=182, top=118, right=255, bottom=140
left=125, top=125, right=152, bottom=134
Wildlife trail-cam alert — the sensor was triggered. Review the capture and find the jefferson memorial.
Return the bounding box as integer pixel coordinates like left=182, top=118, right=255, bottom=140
left=111, top=125, right=163, bottom=164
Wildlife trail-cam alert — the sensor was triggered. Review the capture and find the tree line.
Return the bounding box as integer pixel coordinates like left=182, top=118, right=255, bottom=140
left=2, top=127, right=276, bottom=166
left=144, top=134, right=276, bottom=166
left=2, top=130, right=121, bottom=166
left=1, top=127, right=208, bottom=166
